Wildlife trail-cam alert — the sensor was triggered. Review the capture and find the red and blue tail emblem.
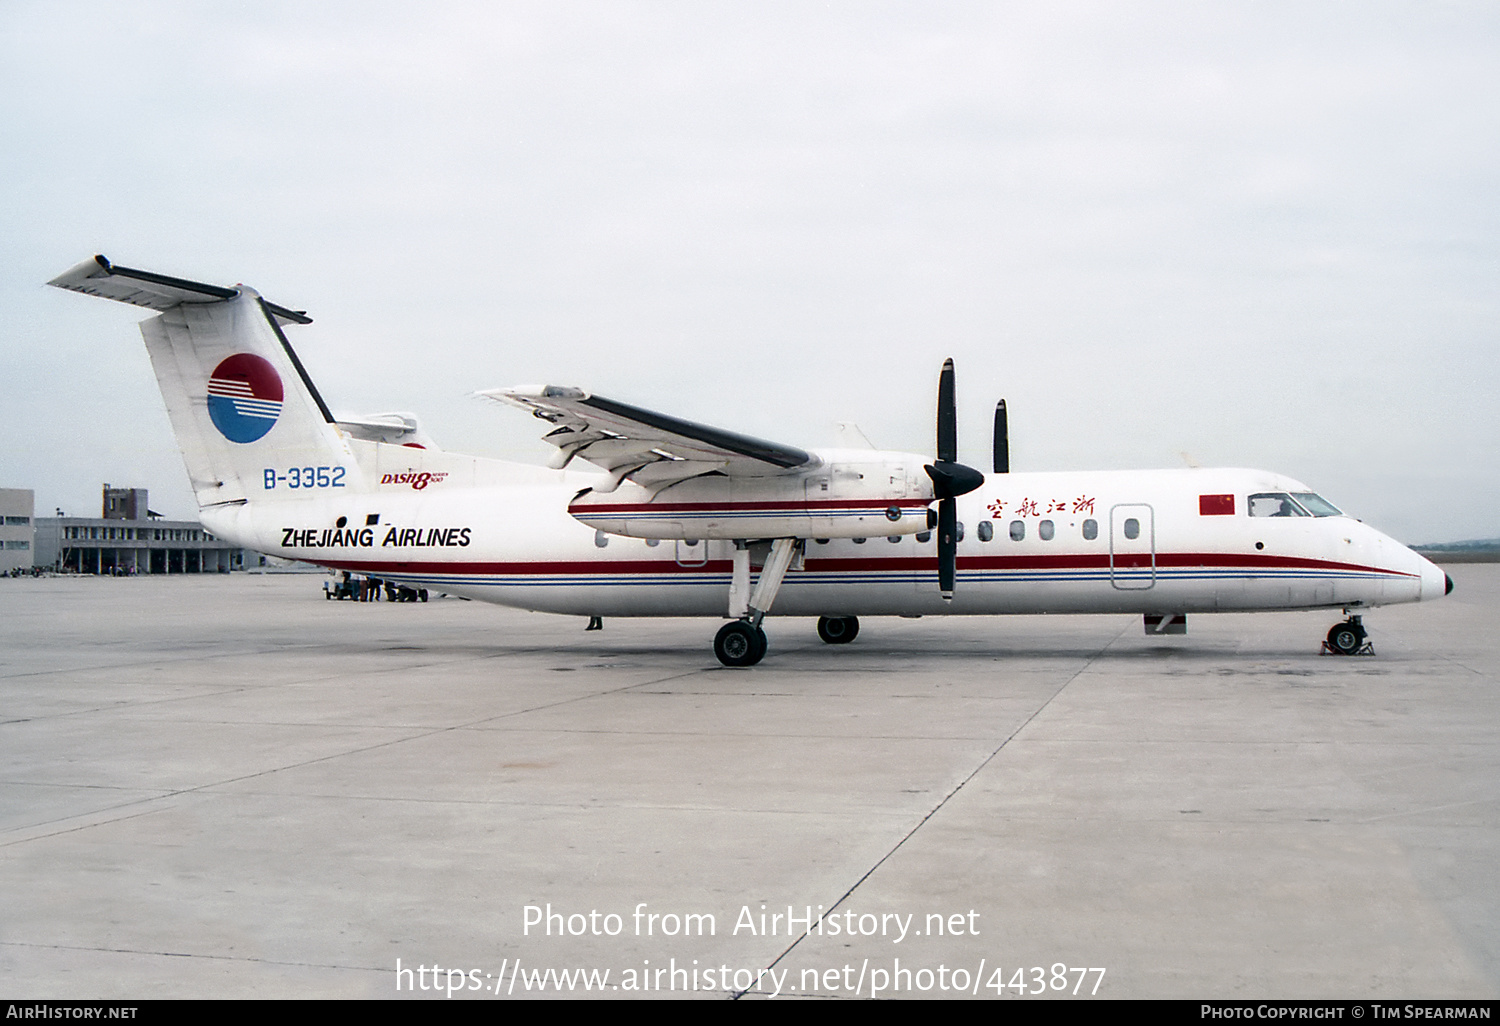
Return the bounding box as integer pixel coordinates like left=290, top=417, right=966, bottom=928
left=207, top=354, right=283, bottom=443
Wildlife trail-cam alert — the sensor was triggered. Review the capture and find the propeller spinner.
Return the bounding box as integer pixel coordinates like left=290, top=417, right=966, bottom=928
left=924, top=358, right=985, bottom=600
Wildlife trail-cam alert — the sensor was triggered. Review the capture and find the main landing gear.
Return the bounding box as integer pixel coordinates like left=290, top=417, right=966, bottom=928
left=714, top=538, right=801, bottom=667
left=714, top=616, right=862, bottom=666
left=711, top=541, right=865, bottom=667
left=1323, top=615, right=1371, bottom=656
left=714, top=620, right=768, bottom=667
left=817, top=616, right=859, bottom=644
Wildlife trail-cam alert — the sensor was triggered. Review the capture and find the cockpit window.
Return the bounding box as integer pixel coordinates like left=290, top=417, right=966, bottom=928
left=1248, top=492, right=1342, bottom=517
left=1248, top=492, right=1308, bottom=517
left=1289, top=492, right=1341, bottom=517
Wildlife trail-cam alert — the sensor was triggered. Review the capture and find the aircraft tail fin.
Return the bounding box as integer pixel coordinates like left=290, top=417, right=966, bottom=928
left=49, top=256, right=363, bottom=508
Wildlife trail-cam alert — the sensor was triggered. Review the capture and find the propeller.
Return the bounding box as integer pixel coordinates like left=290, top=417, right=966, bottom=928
left=993, top=399, right=1009, bottom=474
left=924, top=358, right=986, bottom=600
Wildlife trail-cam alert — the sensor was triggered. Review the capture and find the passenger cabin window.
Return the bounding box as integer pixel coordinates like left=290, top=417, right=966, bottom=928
left=977, top=521, right=993, bottom=542
left=1082, top=518, right=1098, bottom=540
left=1009, top=520, right=1025, bottom=541
left=915, top=531, right=931, bottom=543
left=956, top=522, right=965, bottom=542
left=1039, top=520, right=1055, bottom=541
left=1123, top=518, right=1140, bottom=540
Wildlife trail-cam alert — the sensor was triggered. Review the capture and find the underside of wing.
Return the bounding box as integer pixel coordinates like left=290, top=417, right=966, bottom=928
left=478, top=385, right=816, bottom=490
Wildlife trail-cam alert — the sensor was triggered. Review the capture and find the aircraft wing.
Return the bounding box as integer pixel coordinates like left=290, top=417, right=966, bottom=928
left=478, top=385, right=816, bottom=489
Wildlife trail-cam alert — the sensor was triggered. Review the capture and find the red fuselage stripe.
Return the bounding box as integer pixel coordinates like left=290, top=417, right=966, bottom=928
left=571, top=499, right=929, bottom=513
left=315, top=551, right=1416, bottom=578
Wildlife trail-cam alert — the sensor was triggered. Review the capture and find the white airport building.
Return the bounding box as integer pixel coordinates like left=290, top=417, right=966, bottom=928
left=10, top=485, right=246, bottom=575
left=0, top=488, right=36, bottom=574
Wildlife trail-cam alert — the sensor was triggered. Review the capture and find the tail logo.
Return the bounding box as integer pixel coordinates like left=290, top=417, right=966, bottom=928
left=207, top=354, right=284, bottom=443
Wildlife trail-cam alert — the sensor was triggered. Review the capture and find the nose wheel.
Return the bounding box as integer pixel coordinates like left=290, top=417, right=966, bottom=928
left=1324, top=617, right=1370, bottom=656
left=715, top=620, right=768, bottom=667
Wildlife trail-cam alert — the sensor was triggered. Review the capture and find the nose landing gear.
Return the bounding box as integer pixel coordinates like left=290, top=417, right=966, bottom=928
left=1323, top=616, right=1372, bottom=656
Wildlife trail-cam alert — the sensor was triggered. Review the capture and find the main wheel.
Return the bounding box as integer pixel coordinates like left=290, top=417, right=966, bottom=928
left=1326, top=621, right=1364, bottom=655
left=715, top=621, right=766, bottom=667
left=816, top=615, right=860, bottom=644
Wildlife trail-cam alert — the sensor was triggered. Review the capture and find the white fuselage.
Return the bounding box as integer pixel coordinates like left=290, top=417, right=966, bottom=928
left=45, top=260, right=1447, bottom=637
left=205, top=445, right=1447, bottom=620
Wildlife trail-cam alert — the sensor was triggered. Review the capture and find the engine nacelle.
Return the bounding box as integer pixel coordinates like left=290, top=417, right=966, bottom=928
left=569, top=450, right=935, bottom=541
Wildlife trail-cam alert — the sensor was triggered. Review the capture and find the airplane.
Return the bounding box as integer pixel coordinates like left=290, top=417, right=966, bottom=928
left=48, top=255, right=1453, bottom=666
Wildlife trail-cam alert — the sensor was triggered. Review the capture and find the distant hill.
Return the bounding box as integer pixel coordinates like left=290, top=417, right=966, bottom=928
left=1413, top=538, right=1500, bottom=563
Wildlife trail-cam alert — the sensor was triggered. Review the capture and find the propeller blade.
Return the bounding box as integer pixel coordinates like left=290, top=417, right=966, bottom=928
left=993, top=399, right=1009, bottom=474
left=936, top=358, right=956, bottom=464
left=937, top=497, right=957, bottom=600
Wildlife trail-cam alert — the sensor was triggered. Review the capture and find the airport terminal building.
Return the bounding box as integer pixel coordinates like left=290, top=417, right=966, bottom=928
left=19, top=485, right=246, bottom=575
left=1, top=488, right=36, bottom=574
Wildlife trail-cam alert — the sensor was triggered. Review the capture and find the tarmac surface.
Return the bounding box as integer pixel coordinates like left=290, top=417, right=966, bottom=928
left=1, top=567, right=1496, bottom=1000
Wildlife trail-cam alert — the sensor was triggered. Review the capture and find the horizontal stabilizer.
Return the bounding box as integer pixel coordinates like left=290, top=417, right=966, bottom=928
left=49, top=255, right=312, bottom=326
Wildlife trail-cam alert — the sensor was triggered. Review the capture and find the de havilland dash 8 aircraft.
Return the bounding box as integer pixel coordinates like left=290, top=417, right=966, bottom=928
left=49, top=255, right=1453, bottom=666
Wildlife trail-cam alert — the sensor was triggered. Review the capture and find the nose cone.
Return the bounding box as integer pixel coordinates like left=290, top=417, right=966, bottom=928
left=1419, top=555, right=1451, bottom=602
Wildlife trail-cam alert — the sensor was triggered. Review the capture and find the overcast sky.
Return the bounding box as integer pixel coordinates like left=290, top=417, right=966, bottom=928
left=3, top=1, right=1497, bottom=543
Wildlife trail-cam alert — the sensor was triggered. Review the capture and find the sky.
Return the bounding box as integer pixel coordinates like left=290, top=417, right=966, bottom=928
left=3, top=1, right=1497, bottom=544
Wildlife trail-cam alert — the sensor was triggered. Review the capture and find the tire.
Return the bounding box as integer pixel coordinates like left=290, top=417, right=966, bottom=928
left=817, top=615, right=859, bottom=644
left=715, top=621, right=765, bottom=667
left=1327, top=622, right=1364, bottom=655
